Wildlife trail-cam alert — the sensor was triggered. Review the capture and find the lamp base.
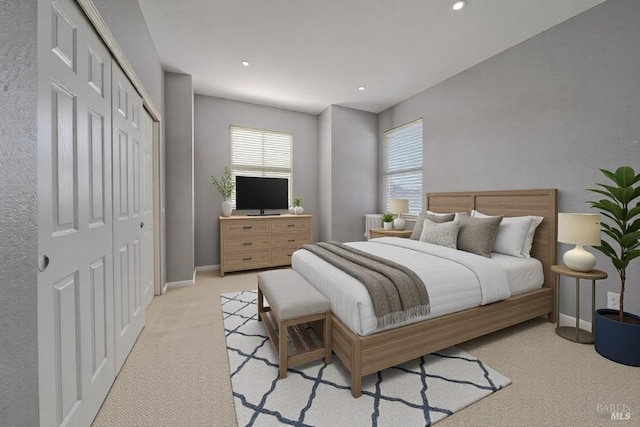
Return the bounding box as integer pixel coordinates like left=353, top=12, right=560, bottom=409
left=563, top=245, right=596, bottom=272
left=393, top=217, right=405, bottom=230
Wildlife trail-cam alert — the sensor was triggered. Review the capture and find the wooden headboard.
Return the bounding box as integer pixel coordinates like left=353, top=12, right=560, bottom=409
left=426, top=189, right=558, bottom=290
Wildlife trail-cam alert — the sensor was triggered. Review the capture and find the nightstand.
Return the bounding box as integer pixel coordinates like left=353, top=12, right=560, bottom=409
left=369, top=228, right=412, bottom=239
left=551, top=264, right=607, bottom=344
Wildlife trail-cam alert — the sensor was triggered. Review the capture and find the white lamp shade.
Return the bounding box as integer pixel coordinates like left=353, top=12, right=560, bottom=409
left=558, top=213, right=601, bottom=245
left=389, top=199, right=409, bottom=215
left=558, top=213, right=601, bottom=272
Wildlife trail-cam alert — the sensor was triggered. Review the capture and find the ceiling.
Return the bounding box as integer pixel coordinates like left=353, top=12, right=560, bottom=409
left=138, top=0, right=604, bottom=115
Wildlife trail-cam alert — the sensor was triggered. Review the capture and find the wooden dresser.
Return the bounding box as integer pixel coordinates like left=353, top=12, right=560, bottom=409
left=219, top=215, right=313, bottom=276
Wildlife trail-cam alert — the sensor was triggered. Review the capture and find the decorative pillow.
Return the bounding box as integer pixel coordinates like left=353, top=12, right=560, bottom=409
left=457, top=215, right=503, bottom=258
left=410, top=213, right=455, bottom=240
left=419, top=219, right=459, bottom=249
left=472, top=210, right=542, bottom=258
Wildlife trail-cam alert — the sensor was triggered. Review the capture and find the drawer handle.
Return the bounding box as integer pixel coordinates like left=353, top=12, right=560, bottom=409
left=243, top=257, right=252, bottom=261
left=287, top=224, right=295, bottom=227
left=287, top=253, right=292, bottom=257
left=243, top=242, right=252, bottom=246
left=242, top=226, right=252, bottom=229
left=287, top=239, right=295, bottom=242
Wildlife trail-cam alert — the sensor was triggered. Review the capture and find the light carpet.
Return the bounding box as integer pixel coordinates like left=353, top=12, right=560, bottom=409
left=222, top=291, right=511, bottom=426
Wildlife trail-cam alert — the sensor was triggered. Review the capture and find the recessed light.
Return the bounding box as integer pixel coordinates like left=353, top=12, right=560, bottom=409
left=358, top=86, right=366, bottom=91
left=451, top=0, right=466, bottom=11
left=241, top=60, right=250, bottom=66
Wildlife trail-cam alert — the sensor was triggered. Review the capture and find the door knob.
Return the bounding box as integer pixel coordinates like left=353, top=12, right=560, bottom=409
left=38, top=255, right=50, bottom=272
left=140, top=221, right=144, bottom=229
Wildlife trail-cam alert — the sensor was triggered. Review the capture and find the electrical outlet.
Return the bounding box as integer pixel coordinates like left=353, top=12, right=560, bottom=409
left=607, top=292, right=620, bottom=310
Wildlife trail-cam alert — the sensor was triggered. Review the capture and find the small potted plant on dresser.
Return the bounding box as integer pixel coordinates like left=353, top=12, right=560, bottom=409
left=293, top=197, right=304, bottom=215
left=382, top=213, right=394, bottom=230
left=211, top=166, right=234, bottom=217
left=588, top=166, right=640, bottom=366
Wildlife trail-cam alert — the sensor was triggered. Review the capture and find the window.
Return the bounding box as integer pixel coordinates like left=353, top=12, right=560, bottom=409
left=383, top=119, right=423, bottom=214
left=230, top=126, right=293, bottom=208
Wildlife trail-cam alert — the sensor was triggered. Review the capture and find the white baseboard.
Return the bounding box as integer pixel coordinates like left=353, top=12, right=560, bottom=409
left=166, top=279, right=194, bottom=289
left=558, top=313, right=592, bottom=331
left=165, top=266, right=219, bottom=290
left=195, top=264, right=220, bottom=272
left=161, top=282, right=168, bottom=295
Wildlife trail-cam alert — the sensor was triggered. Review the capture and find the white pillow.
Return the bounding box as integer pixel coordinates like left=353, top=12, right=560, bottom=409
left=471, top=210, right=534, bottom=258
left=419, top=219, right=459, bottom=249
left=522, top=216, right=543, bottom=258
left=426, top=210, right=453, bottom=216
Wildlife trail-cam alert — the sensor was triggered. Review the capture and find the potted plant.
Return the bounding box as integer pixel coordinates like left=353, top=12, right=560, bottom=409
left=588, top=166, right=640, bottom=366
left=382, top=213, right=394, bottom=230
left=293, top=197, right=304, bottom=215
left=211, top=166, right=235, bottom=217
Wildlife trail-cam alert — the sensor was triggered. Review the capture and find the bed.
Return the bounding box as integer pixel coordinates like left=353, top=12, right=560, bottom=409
left=292, top=189, right=557, bottom=397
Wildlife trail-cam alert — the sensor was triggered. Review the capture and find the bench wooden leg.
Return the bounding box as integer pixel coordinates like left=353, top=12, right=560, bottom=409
left=323, top=312, right=332, bottom=364
left=279, top=320, right=288, bottom=379
left=257, top=286, right=264, bottom=321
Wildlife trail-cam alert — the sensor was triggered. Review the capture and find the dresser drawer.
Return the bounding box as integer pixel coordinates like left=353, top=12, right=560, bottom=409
left=271, top=232, right=310, bottom=249
left=271, top=248, right=296, bottom=266
left=222, top=220, right=270, bottom=236
left=223, top=235, right=270, bottom=252
left=271, top=218, right=311, bottom=233
left=223, top=250, right=270, bottom=271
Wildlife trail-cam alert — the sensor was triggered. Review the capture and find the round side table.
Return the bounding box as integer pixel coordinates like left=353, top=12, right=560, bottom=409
left=551, top=264, right=607, bottom=344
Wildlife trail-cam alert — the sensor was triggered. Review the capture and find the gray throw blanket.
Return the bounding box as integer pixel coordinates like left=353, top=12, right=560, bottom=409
left=300, top=241, right=430, bottom=328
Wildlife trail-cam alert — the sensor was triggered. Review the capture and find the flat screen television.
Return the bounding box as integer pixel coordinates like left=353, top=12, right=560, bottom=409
left=236, top=176, right=289, bottom=215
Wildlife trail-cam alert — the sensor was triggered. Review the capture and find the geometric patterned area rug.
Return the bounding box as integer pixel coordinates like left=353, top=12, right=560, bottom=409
left=222, top=291, right=511, bottom=427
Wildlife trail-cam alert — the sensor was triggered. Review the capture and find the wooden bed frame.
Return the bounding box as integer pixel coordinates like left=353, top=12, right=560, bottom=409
left=329, top=189, right=558, bottom=398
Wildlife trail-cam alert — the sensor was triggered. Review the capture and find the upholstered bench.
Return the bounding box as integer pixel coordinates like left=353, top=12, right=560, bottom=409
left=257, top=269, right=332, bottom=379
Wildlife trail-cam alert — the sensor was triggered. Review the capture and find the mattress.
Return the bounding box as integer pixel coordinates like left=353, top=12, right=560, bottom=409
left=292, top=237, right=543, bottom=336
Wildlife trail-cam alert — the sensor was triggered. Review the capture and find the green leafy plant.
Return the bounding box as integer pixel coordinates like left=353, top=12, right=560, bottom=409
left=293, top=197, right=303, bottom=207
left=211, top=166, right=234, bottom=201
left=588, top=166, right=640, bottom=323
left=382, top=213, right=394, bottom=223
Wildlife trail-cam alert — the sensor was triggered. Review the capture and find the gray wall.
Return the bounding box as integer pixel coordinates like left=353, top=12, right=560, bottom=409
left=0, top=2, right=39, bottom=425
left=194, top=96, right=319, bottom=267
left=318, top=107, right=332, bottom=242
left=379, top=0, right=640, bottom=321
left=328, top=106, right=378, bottom=242
left=165, top=72, right=195, bottom=282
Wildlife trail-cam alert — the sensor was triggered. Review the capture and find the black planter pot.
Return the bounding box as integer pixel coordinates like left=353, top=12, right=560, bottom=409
left=594, top=308, right=640, bottom=367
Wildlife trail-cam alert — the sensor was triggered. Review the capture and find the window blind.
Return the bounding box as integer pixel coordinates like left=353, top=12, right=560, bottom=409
left=230, top=126, right=293, bottom=208
left=383, top=119, right=423, bottom=214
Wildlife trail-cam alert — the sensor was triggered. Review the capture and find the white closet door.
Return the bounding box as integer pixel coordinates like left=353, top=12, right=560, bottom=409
left=37, top=0, right=115, bottom=425
left=112, top=61, right=146, bottom=372
left=141, top=110, right=155, bottom=309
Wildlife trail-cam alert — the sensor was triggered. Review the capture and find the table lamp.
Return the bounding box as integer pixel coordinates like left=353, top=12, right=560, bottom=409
left=557, top=213, right=601, bottom=272
left=389, top=199, right=409, bottom=230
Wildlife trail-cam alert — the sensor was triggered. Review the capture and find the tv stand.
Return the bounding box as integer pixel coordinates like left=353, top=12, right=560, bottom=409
left=219, top=214, right=313, bottom=276
left=248, top=209, right=281, bottom=216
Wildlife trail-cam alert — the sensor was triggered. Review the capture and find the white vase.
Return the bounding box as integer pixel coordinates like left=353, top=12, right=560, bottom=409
left=288, top=206, right=295, bottom=214
left=383, top=221, right=393, bottom=230
left=221, top=200, right=232, bottom=217
left=294, top=206, right=304, bottom=215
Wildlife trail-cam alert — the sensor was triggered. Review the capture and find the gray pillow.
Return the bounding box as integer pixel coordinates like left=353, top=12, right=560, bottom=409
left=410, top=213, right=455, bottom=240
left=457, top=215, right=503, bottom=258
left=419, top=219, right=460, bottom=249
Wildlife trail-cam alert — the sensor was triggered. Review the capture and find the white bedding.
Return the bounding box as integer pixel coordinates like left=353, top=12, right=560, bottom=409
left=292, top=237, right=543, bottom=336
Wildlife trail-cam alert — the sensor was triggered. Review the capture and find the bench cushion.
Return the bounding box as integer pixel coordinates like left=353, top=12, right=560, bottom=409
left=258, top=270, right=330, bottom=320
